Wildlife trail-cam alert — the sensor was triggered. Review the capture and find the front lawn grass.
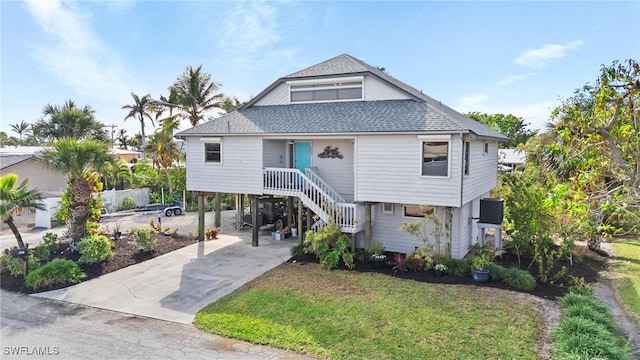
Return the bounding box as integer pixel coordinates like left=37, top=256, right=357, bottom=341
left=612, top=238, right=640, bottom=321
left=195, top=263, right=540, bottom=359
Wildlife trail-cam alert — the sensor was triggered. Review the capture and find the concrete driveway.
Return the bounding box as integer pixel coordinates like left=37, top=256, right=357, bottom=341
left=32, top=230, right=297, bottom=324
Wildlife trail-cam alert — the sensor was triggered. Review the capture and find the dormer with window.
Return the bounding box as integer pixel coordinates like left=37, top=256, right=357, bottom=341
left=287, top=76, right=364, bottom=103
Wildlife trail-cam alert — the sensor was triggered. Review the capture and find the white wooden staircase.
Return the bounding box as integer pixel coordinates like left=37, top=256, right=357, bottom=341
left=262, top=167, right=363, bottom=233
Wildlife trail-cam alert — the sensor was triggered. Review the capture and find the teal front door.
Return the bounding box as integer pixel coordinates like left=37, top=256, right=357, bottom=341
left=294, top=142, right=311, bottom=172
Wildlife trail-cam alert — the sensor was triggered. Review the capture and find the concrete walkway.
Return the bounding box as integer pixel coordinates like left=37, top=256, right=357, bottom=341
left=33, top=232, right=297, bottom=324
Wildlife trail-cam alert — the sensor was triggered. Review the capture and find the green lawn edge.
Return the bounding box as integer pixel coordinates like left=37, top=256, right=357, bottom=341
left=194, top=264, right=540, bottom=360
left=612, top=238, right=640, bottom=322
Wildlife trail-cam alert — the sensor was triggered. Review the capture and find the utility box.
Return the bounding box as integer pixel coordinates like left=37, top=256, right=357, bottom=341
left=479, top=198, right=504, bottom=225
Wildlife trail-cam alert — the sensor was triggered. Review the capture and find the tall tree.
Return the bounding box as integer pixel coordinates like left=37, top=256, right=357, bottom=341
left=32, top=100, right=108, bottom=142
left=170, top=65, right=224, bottom=126
left=544, top=59, right=640, bottom=249
left=466, top=112, right=538, bottom=148
left=145, top=117, right=181, bottom=193
left=0, top=173, right=45, bottom=248
left=220, top=96, right=243, bottom=114
left=40, top=138, right=114, bottom=242
left=10, top=121, right=30, bottom=145
left=122, top=93, right=155, bottom=148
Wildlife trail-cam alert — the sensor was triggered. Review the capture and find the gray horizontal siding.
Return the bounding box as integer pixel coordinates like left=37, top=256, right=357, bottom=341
left=186, top=136, right=263, bottom=194
left=462, top=140, right=498, bottom=203
left=355, top=135, right=461, bottom=207
left=311, top=139, right=354, bottom=201
left=364, top=75, right=412, bottom=101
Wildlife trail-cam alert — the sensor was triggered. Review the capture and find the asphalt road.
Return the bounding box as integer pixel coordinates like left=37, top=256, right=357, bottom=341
left=0, top=290, right=311, bottom=360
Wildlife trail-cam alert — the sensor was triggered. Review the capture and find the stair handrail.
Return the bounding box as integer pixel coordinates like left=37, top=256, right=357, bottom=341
left=305, top=167, right=346, bottom=203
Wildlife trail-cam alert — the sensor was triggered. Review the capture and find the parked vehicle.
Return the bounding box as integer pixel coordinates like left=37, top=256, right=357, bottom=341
left=135, top=200, right=184, bottom=216
left=243, top=196, right=301, bottom=230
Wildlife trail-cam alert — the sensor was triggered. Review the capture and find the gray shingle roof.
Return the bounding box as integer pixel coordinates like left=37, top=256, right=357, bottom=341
left=178, top=54, right=507, bottom=140
left=177, top=100, right=505, bottom=138
left=0, top=155, right=34, bottom=170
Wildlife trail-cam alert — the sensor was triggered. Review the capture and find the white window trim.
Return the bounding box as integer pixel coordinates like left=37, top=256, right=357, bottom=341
left=286, top=76, right=364, bottom=86
left=418, top=135, right=451, bottom=178
left=202, top=138, right=223, bottom=165
left=288, top=76, right=364, bottom=104
left=464, top=141, right=470, bottom=177
left=402, top=204, right=435, bottom=219
left=382, top=203, right=394, bottom=215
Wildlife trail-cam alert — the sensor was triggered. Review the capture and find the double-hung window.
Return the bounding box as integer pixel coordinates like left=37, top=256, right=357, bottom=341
left=420, top=136, right=450, bottom=177
left=203, top=138, right=222, bottom=163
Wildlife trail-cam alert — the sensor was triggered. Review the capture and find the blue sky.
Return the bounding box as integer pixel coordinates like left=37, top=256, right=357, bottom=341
left=2, top=0, right=639, bottom=138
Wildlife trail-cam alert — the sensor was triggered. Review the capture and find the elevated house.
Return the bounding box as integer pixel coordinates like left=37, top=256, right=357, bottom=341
left=176, top=54, right=507, bottom=259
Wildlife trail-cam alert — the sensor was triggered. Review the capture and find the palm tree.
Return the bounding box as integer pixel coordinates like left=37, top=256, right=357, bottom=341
left=10, top=121, right=30, bottom=145
left=32, top=100, right=107, bottom=142
left=145, top=117, right=181, bottom=193
left=0, top=173, right=45, bottom=248
left=220, top=96, right=243, bottom=114
left=170, top=65, right=224, bottom=126
left=122, top=93, right=155, bottom=148
left=40, top=138, right=114, bottom=242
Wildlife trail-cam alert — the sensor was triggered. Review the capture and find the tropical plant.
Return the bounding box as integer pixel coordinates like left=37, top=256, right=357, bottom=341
left=392, top=253, right=407, bottom=273
left=170, top=65, right=225, bottom=126
left=32, top=100, right=108, bottom=142
left=25, top=259, right=86, bottom=290
left=220, top=95, right=243, bottom=114
left=134, top=227, right=158, bottom=252
left=0, top=173, right=45, bottom=248
left=122, top=93, right=155, bottom=148
left=40, top=138, right=114, bottom=242
left=0, top=247, right=39, bottom=276
left=145, top=116, right=181, bottom=193
left=78, top=234, right=115, bottom=265
left=10, top=120, right=30, bottom=145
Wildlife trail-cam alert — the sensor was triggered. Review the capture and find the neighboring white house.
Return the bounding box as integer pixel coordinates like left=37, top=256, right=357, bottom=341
left=176, top=54, right=508, bottom=259
left=498, top=148, right=527, bottom=171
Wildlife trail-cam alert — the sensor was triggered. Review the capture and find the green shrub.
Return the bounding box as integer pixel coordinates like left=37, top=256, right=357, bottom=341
left=567, top=276, right=593, bottom=296
left=118, top=197, right=137, bottom=211
left=487, top=263, right=508, bottom=281
left=25, top=259, right=86, bottom=290
left=31, top=232, right=60, bottom=262
left=501, top=267, right=536, bottom=291
left=78, top=235, right=115, bottom=264
left=0, top=247, right=40, bottom=276
left=443, top=258, right=470, bottom=277
left=290, top=243, right=306, bottom=257
left=559, top=293, right=609, bottom=313
left=134, top=228, right=158, bottom=252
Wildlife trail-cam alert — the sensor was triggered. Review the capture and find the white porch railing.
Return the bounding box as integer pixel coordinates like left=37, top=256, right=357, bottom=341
left=305, top=167, right=346, bottom=203
left=263, top=167, right=363, bottom=233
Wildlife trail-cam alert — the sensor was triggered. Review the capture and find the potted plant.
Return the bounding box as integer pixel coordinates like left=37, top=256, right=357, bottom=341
left=470, top=256, right=490, bottom=282
left=369, top=242, right=386, bottom=269
left=434, top=263, right=447, bottom=277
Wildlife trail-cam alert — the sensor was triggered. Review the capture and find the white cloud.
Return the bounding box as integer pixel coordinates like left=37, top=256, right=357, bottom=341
left=219, top=2, right=283, bottom=57
left=496, top=73, right=533, bottom=86
left=459, top=92, right=489, bottom=108
left=514, top=40, right=584, bottom=68
left=24, top=0, right=140, bottom=107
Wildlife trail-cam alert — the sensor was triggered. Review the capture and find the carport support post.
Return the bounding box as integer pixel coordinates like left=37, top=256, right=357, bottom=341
left=214, top=192, right=222, bottom=227
left=251, top=195, right=259, bottom=247
left=306, top=207, right=312, bottom=235
left=364, top=202, right=372, bottom=250
left=198, top=193, right=205, bottom=242
left=286, top=197, right=294, bottom=228
left=297, top=198, right=304, bottom=244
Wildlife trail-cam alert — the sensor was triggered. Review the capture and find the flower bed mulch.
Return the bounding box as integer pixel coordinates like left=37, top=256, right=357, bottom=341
left=288, top=243, right=608, bottom=300
left=1, top=233, right=198, bottom=294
